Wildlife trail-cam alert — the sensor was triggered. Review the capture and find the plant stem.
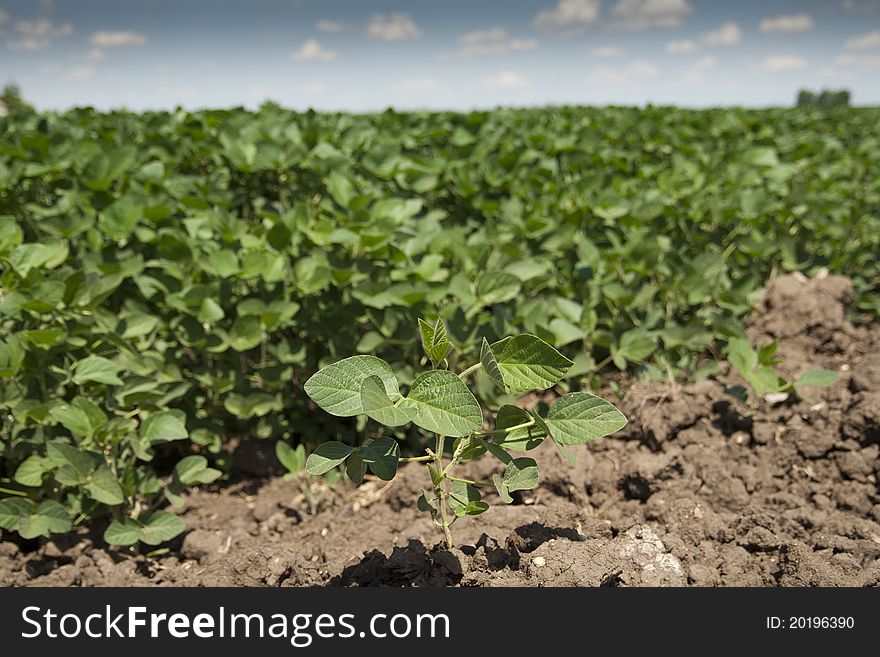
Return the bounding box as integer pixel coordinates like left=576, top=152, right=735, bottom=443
left=433, top=433, right=454, bottom=549
left=474, top=417, right=535, bottom=437
left=594, top=355, right=613, bottom=372
left=400, top=454, right=432, bottom=462
left=447, top=475, right=493, bottom=488
left=457, top=362, right=482, bottom=381
left=0, top=486, right=29, bottom=497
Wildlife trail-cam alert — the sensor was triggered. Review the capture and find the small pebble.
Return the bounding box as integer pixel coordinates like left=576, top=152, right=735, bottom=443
left=533, top=556, right=546, bottom=567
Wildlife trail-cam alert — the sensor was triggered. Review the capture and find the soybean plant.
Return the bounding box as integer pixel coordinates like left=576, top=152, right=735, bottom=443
left=302, top=318, right=627, bottom=548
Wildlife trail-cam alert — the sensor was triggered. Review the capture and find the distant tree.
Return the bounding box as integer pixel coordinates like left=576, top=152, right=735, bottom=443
left=796, top=89, right=816, bottom=107
left=0, top=83, right=35, bottom=115
left=796, top=88, right=851, bottom=108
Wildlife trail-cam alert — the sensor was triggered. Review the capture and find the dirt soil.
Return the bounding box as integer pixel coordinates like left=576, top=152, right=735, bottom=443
left=2, top=272, right=879, bottom=587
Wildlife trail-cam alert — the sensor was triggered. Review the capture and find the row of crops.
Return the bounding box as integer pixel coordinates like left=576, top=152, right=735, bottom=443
left=1, top=104, right=878, bottom=542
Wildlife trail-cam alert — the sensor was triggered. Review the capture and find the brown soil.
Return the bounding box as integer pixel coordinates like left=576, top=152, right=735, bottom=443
left=2, top=273, right=879, bottom=587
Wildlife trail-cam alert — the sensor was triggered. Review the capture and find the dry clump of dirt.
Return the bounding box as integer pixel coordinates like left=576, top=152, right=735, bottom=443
left=1, top=272, right=879, bottom=587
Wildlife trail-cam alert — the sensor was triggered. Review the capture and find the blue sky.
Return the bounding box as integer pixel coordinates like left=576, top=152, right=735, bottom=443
left=1, top=0, right=879, bottom=110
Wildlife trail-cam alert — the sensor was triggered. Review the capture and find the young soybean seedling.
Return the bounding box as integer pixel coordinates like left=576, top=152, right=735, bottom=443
left=726, top=338, right=838, bottom=405
left=302, top=318, right=627, bottom=548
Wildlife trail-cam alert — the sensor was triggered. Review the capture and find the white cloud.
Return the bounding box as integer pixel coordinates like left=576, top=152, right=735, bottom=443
left=391, top=77, right=439, bottom=92
left=631, top=59, right=659, bottom=76
left=533, top=0, right=600, bottom=32
left=665, top=22, right=740, bottom=55
left=366, top=13, right=421, bottom=41
left=64, top=65, right=96, bottom=81
left=448, top=27, right=537, bottom=58
left=315, top=20, right=349, bottom=33
left=482, top=71, right=527, bottom=88
left=760, top=54, right=808, bottom=72
left=40, top=62, right=97, bottom=82
left=593, top=45, right=623, bottom=57
left=82, top=48, right=105, bottom=61
left=299, top=82, right=327, bottom=95
left=666, top=38, right=699, bottom=53
left=609, top=0, right=693, bottom=30
left=7, top=18, right=73, bottom=52
left=590, top=58, right=658, bottom=82
left=292, top=39, right=336, bottom=61
left=759, top=14, right=814, bottom=33
left=702, top=22, right=741, bottom=46
left=0, top=10, right=9, bottom=26
left=685, top=55, right=716, bottom=81
left=836, top=0, right=880, bottom=12
left=845, top=30, right=880, bottom=49
left=836, top=52, right=880, bottom=70
left=89, top=30, right=146, bottom=48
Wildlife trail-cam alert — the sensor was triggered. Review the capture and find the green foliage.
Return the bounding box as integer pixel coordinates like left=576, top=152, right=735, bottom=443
left=304, top=322, right=627, bottom=547
left=726, top=338, right=838, bottom=402
left=0, top=83, right=34, bottom=115
left=275, top=441, right=306, bottom=480
left=1, top=104, right=877, bottom=545
left=796, top=89, right=850, bottom=108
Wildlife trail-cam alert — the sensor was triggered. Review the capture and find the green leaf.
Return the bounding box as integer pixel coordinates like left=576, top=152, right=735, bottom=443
left=327, top=170, right=356, bottom=208
left=208, top=249, right=240, bottom=277
left=197, top=298, right=225, bottom=324
left=746, top=367, right=788, bottom=395
left=173, top=456, right=221, bottom=485
left=360, top=375, right=409, bottom=427
left=139, top=511, right=186, bottom=546
left=492, top=457, right=539, bottom=504
left=17, top=501, right=72, bottom=539
left=492, top=473, right=513, bottom=504
left=452, top=435, right=486, bottom=462
left=50, top=403, right=93, bottom=438
left=428, top=464, right=443, bottom=488
left=103, top=517, right=141, bottom=546
left=306, top=441, right=354, bottom=475
left=0, top=498, right=33, bottom=531
left=483, top=440, right=513, bottom=465
left=99, top=196, right=143, bottom=240
left=548, top=318, right=583, bottom=346
left=485, top=334, right=573, bottom=394
left=544, top=392, right=627, bottom=446
left=796, top=369, right=839, bottom=388
left=223, top=392, right=279, bottom=419
left=400, top=370, right=483, bottom=437
left=229, top=316, right=263, bottom=352
left=345, top=451, right=367, bottom=484
left=448, top=480, right=487, bottom=517
left=360, top=437, right=400, bottom=481
left=727, top=338, right=757, bottom=376
left=276, top=441, right=306, bottom=475
left=418, top=317, right=451, bottom=366
left=480, top=337, right=506, bottom=390
left=503, top=457, right=539, bottom=493
left=85, top=465, right=125, bottom=505
left=494, top=405, right=547, bottom=451
left=0, top=215, right=24, bottom=254
left=140, top=411, right=188, bottom=444
left=417, top=489, right=437, bottom=519
left=476, top=271, right=521, bottom=306
left=304, top=355, right=399, bottom=417
left=22, top=329, right=67, bottom=349
left=611, top=329, right=657, bottom=370
left=73, top=356, right=123, bottom=386
left=14, top=456, right=47, bottom=487
left=46, top=442, right=96, bottom=484
left=72, top=396, right=107, bottom=434
left=757, top=341, right=782, bottom=366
